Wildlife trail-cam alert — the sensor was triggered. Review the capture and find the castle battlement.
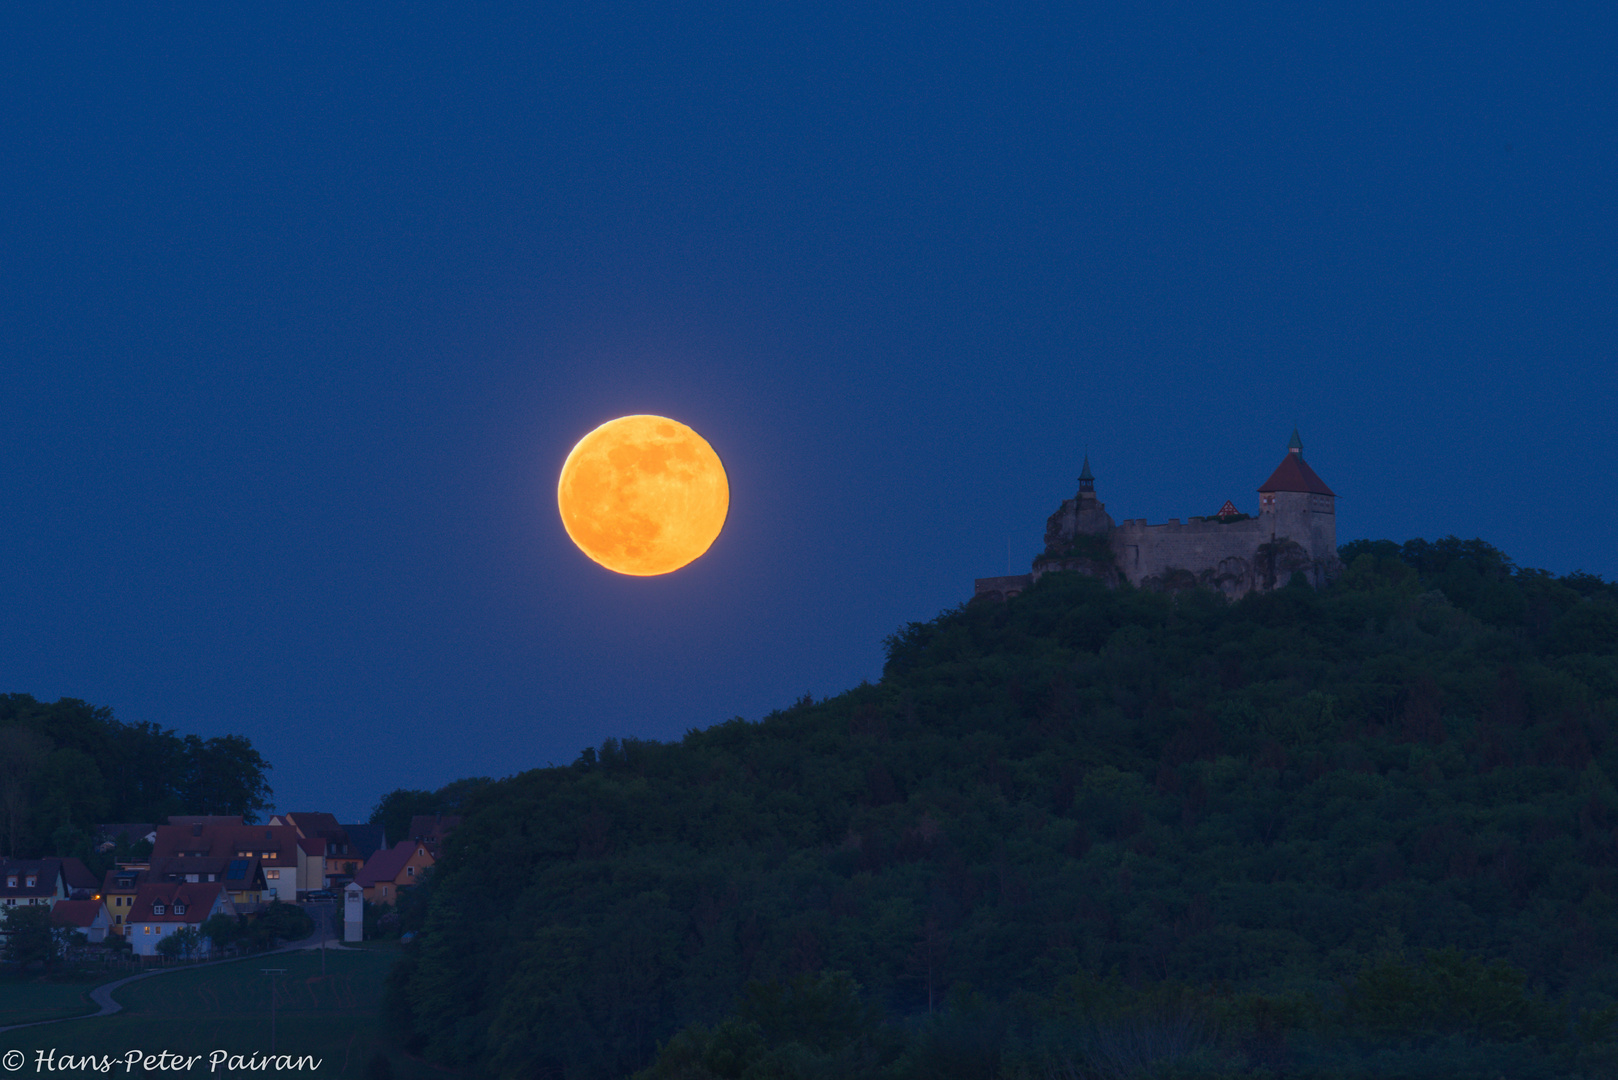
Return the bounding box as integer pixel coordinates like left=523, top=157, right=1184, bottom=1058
left=974, top=431, right=1341, bottom=602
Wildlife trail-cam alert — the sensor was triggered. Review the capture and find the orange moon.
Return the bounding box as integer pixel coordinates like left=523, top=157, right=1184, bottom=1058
left=557, top=415, right=729, bottom=576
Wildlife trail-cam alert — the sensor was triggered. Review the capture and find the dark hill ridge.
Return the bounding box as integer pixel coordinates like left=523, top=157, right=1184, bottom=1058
left=387, top=538, right=1618, bottom=1079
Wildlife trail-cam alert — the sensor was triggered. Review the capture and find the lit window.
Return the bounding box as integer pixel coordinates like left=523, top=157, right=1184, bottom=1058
left=144, top=926, right=151, bottom=935
left=266, top=870, right=279, bottom=880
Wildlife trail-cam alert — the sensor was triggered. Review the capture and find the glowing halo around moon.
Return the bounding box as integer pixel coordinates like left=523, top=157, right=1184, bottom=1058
left=556, top=415, right=730, bottom=576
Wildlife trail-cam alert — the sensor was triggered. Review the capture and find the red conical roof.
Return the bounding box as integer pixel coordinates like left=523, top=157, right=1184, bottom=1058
left=1258, top=451, right=1335, bottom=496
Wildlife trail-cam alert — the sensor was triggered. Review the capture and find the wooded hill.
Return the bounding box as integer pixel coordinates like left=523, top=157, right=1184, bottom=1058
left=0, top=695, right=273, bottom=863
left=386, top=538, right=1618, bottom=1079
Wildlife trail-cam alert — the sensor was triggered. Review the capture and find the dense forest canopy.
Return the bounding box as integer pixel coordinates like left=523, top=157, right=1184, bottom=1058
left=384, top=537, right=1618, bottom=1079
left=0, top=694, right=273, bottom=860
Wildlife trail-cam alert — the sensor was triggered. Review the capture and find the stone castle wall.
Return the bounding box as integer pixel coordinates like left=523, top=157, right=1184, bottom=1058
left=1111, top=497, right=1336, bottom=597
left=1112, top=515, right=1270, bottom=597
left=975, top=461, right=1340, bottom=601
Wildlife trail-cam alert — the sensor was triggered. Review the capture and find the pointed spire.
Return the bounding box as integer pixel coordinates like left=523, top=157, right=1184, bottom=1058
left=1288, top=428, right=1303, bottom=454
left=1077, top=453, right=1096, bottom=496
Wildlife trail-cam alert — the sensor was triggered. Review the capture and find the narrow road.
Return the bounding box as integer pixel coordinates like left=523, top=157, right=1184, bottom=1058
left=0, top=903, right=349, bottom=1036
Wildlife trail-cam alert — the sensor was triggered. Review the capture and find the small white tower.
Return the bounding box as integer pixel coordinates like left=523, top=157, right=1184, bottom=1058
left=343, top=880, right=364, bottom=943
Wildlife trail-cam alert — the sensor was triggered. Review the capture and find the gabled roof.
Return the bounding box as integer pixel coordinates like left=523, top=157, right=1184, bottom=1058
left=1257, top=448, right=1335, bottom=496
left=283, top=812, right=346, bottom=841
left=104, top=867, right=148, bottom=893
left=129, top=881, right=227, bottom=925
left=354, top=841, right=433, bottom=887
left=51, top=899, right=107, bottom=928
left=60, top=857, right=100, bottom=893
left=222, top=855, right=263, bottom=885
left=0, top=859, right=64, bottom=899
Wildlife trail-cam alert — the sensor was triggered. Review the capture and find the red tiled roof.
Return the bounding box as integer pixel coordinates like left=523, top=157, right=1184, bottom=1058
left=51, top=900, right=105, bottom=928
left=354, top=842, right=432, bottom=887
left=151, top=823, right=299, bottom=866
left=298, top=836, right=325, bottom=856
left=284, top=812, right=344, bottom=838
left=1257, top=452, right=1335, bottom=496
left=129, top=882, right=226, bottom=925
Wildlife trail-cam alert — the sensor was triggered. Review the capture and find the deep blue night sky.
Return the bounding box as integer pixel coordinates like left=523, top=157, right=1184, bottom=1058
left=3, top=4, right=1614, bottom=821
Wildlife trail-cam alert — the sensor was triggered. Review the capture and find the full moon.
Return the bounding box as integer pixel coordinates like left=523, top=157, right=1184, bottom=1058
left=557, top=415, right=730, bottom=576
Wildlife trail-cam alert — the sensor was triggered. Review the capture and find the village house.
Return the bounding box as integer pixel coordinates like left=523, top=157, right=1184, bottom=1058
left=353, top=841, right=434, bottom=905
left=51, top=898, right=111, bottom=944
left=125, top=881, right=236, bottom=958
left=0, top=858, right=99, bottom=925
left=101, top=867, right=146, bottom=936
left=150, top=819, right=303, bottom=901
left=406, top=814, right=460, bottom=859
left=269, top=814, right=389, bottom=887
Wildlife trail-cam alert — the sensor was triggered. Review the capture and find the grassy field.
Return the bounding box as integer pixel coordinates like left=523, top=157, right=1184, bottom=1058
left=0, top=973, right=102, bottom=1027
left=0, top=946, right=453, bottom=1077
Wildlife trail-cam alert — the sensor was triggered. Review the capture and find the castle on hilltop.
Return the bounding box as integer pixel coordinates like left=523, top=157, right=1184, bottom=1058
left=974, top=431, right=1342, bottom=602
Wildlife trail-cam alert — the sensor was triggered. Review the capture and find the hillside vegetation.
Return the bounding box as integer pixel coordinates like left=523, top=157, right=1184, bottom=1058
left=387, top=538, right=1618, bottom=1079
left=0, top=695, right=273, bottom=862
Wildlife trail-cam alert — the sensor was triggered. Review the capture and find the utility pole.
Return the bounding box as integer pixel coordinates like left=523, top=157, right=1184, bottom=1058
left=260, top=968, right=285, bottom=1054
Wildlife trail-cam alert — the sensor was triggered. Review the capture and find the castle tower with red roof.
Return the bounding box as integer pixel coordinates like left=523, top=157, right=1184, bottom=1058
left=1257, top=428, right=1337, bottom=582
